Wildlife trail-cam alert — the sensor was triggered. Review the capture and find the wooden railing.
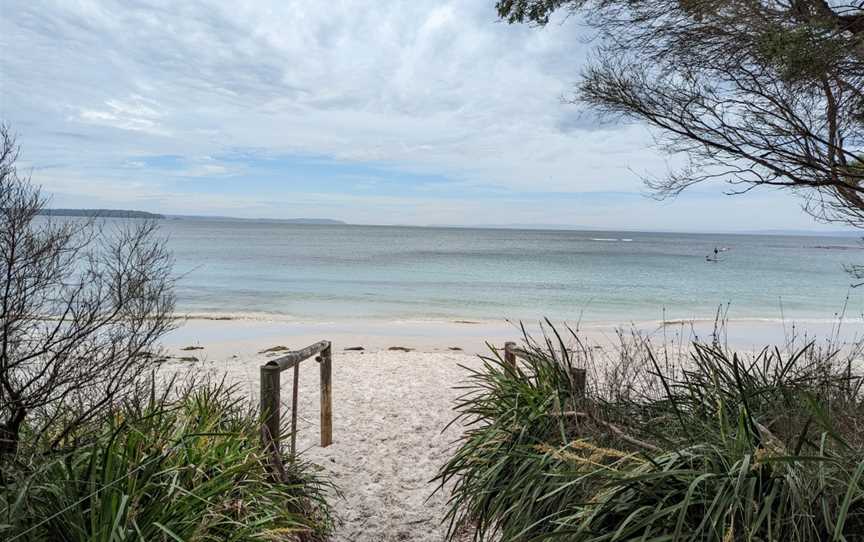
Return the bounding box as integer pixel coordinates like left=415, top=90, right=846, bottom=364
left=503, top=341, right=587, bottom=397
left=260, top=340, right=332, bottom=458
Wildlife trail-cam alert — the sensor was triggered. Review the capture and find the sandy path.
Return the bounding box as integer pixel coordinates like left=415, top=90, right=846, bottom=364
left=303, top=351, right=478, bottom=541
left=167, top=348, right=480, bottom=541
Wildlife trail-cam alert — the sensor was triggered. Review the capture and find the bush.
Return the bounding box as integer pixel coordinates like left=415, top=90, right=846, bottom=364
left=0, top=376, right=333, bottom=541
left=1, top=124, right=176, bottom=456
left=435, top=323, right=864, bottom=541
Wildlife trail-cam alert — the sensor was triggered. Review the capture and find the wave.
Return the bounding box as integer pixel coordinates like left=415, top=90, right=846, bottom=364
left=174, top=311, right=864, bottom=328
left=657, top=317, right=864, bottom=326
left=807, top=244, right=863, bottom=251
left=176, top=312, right=501, bottom=326
left=175, top=312, right=301, bottom=323
left=591, top=237, right=633, bottom=242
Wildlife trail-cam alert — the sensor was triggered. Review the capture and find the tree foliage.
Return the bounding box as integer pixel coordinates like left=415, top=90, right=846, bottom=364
left=0, top=124, right=175, bottom=457
left=498, top=0, right=864, bottom=226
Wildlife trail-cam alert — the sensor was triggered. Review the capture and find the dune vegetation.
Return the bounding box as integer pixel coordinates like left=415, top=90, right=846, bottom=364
left=0, top=376, right=333, bottom=541
left=436, top=323, right=864, bottom=541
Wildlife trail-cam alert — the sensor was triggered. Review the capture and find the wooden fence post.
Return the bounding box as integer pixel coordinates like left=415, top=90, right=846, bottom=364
left=290, top=363, right=300, bottom=457
left=260, top=364, right=282, bottom=453
left=504, top=341, right=517, bottom=368
left=571, top=367, right=587, bottom=398
left=320, top=343, right=333, bottom=447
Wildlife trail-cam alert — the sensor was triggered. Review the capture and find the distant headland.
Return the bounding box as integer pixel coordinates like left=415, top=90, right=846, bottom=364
left=40, top=209, right=165, bottom=219
left=39, top=210, right=347, bottom=225
left=166, top=215, right=346, bottom=225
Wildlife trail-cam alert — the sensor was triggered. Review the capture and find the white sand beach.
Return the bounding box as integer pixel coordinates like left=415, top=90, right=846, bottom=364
left=164, top=315, right=864, bottom=359
left=156, top=316, right=863, bottom=540
left=160, top=335, right=481, bottom=541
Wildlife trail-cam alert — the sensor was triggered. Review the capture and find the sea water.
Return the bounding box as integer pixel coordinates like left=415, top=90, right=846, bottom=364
left=162, top=219, right=864, bottom=325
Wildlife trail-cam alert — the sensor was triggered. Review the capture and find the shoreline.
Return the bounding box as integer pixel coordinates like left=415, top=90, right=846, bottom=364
left=161, top=314, right=863, bottom=361
left=174, top=311, right=864, bottom=327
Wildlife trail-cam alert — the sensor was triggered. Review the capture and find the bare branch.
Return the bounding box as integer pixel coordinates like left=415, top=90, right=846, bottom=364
left=498, top=0, right=864, bottom=227
left=0, top=124, right=176, bottom=457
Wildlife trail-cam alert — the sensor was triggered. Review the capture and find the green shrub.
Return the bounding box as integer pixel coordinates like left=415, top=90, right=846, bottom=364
left=436, top=324, right=864, bottom=541
left=0, top=377, right=332, bottom=541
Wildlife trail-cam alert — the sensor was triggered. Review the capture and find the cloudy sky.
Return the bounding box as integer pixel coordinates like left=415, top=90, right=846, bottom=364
left=0, top=0, right=844, bottom=231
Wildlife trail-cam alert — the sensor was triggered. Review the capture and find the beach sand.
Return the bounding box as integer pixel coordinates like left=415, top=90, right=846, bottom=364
left=162, top=315, right=861, bottom=360
left=160, top=339, right=481, bottom=541
left=157, top=316, right=862, bottom=540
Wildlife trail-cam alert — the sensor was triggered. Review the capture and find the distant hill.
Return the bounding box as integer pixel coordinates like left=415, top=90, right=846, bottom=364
left=40, top=209, right=164, bottom=219
left=167, top=215, right=346, bottom=225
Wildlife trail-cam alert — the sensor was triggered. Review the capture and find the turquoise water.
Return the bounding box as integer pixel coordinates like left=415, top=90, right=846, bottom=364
left=164, top=219, right=864, bottom=324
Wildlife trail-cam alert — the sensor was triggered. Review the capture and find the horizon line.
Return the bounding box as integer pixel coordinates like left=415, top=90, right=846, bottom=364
left=165, top=213, right=862, bottom=237
left=42, top=207, right=863, bottom=237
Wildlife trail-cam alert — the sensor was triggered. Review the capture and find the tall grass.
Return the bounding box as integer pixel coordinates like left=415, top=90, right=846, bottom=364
left=0, top=376, right=332, bottom=541
left=435, top=322, right=864, bottom=541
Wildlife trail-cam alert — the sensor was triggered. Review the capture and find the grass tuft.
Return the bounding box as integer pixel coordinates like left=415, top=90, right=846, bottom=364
left=1, top=375, right=333, bottom=541
left=435, top=322, right=864, bottom=541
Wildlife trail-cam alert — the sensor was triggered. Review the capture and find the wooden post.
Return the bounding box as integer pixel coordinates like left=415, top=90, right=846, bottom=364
left=290, top=363, right=300, bottom=457
left=571, top=367, right=587, bottom=398
left=319, top=343, right=333, bottom=447
left=504, top=341, right=517, bottom=368
left=260, top=364, right=282, bottom=453
left=259, top=340, right=333, bottom=453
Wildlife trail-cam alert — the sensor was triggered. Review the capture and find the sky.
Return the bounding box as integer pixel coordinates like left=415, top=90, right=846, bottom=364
left=0, top=0, right=850, bottom=232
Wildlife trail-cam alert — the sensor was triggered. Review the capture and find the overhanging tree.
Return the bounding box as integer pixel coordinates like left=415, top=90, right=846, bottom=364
left=0, top=124, right=176, bottom=457
left=497, top=0, right=864, bottom=230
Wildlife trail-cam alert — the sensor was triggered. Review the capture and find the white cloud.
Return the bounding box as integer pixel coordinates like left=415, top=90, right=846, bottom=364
left=1, top=1, right=617, bottom=180
left=0, top=0, right=840, bottom=230
left=77, top=95, right=167, bottom=134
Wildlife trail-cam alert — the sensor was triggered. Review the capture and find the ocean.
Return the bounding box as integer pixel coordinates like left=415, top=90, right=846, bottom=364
left=163, top=218, right=864, bottom=326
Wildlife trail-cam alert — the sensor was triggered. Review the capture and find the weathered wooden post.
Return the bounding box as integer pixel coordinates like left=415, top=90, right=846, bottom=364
left=260, top=340, right=332, bottom=455
left=319, top=343, right=333, bottom=447
left=571, top=367, right=587, bottom=398
left=504, top=341, right=517, bottom=368
left=290, top=363, right=300, bottom=457
left=260, top=364, right=282, bottom=453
